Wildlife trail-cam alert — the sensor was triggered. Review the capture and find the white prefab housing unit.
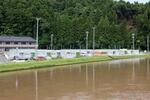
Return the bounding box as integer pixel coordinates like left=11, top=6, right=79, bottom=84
left=94, top=49, right=140, bottom=56
left=50, top=51, right=59, bottom=58
left=60, top=50, right=76, bottom=58
left=7, top=49, right=36, bottom=60
left=79, top=50, right=93, bottom=57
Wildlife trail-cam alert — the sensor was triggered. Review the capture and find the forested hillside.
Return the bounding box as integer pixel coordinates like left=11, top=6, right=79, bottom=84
left=0, top=0, right=150, bottom=50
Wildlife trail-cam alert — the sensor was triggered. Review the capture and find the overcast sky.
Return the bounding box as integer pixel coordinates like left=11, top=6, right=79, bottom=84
left=117, top=0, right=150, bottom=3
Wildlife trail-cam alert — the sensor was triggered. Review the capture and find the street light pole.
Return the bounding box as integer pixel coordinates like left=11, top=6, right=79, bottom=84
left=132, top=33, right=135, bottom=50
left=86, top=31, right=89, bottom=49
left=36, top=18, right=41, bottom=49
left=93, top=27, right=96, bottom=50
left=51, top=34, right=53, bottom=50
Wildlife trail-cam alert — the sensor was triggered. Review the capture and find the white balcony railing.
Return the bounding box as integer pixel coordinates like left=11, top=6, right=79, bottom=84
left=0, top=44, right=37, bottom=48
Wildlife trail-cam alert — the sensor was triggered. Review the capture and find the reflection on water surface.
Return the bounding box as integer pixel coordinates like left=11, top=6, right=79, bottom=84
left=0, top=58, right=150, bottom=100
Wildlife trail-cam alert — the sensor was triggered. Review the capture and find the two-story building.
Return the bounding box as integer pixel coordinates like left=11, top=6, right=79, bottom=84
left=0, top=36, right=37, bottom=51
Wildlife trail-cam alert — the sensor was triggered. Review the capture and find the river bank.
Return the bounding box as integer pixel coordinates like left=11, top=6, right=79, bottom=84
left=0, top=54, right=150, bottom=73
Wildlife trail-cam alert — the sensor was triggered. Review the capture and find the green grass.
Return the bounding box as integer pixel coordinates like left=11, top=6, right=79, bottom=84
left=0, top=54, right=150, bottom=73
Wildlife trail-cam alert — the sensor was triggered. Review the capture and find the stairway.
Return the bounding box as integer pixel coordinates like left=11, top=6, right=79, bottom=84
left=0, top=53, right=9, bottom=64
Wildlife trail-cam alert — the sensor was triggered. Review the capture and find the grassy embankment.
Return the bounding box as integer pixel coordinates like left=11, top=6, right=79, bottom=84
left=0, top=54, right=150, bottom=73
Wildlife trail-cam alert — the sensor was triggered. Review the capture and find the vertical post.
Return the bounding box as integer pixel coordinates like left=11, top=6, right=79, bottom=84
left=70, top=44, right=71, bottom=49
left=132, top=33, right=135, bottom=50
left=147, top=35, right=149, bottom=52
left=36, top=18, right=41, bottom=49
left=93, top=27, right=96, bottom=50
left=61, top=44, right=62, bottom=50
left=86, top=31, right=89, bottom=49
left=51, top=34, right=53, bottom=50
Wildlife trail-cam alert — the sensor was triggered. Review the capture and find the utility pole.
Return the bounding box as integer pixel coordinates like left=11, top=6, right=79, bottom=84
left=132, top=33, right=135, bottom=50
left=51, top=34, right=53, bottom=50
left=36, top=18, right=41, bottom=49
left=93, top=27, right=96, bottom=50
left=86, top=31, right=89, bottom=49
left=147, top=35, right=149, bottom=52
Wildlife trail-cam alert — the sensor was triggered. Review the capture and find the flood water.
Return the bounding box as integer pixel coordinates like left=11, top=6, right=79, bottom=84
left=1, top=58, right=150, bottom=100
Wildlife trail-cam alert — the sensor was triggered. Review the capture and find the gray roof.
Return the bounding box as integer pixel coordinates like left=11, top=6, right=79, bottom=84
left=0, top=36, right=36, bottom=42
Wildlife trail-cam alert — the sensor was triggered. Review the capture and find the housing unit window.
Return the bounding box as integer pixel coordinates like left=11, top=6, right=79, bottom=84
left=14, top=42, right=18, bottom=45
left=30, top=42, right=35, bottom=45
left=29, top=42, right=32, bottom=45
left=6, top=42, right=10, bottom=44
left=21, top=42, right=26, bottom=45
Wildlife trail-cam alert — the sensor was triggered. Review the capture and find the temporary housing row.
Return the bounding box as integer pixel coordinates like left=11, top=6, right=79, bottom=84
left=5, top=49, right=140, bottom=60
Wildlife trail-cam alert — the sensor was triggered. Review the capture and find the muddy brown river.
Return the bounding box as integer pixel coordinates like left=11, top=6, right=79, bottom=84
left=0, top=58, right=150, bottom=100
